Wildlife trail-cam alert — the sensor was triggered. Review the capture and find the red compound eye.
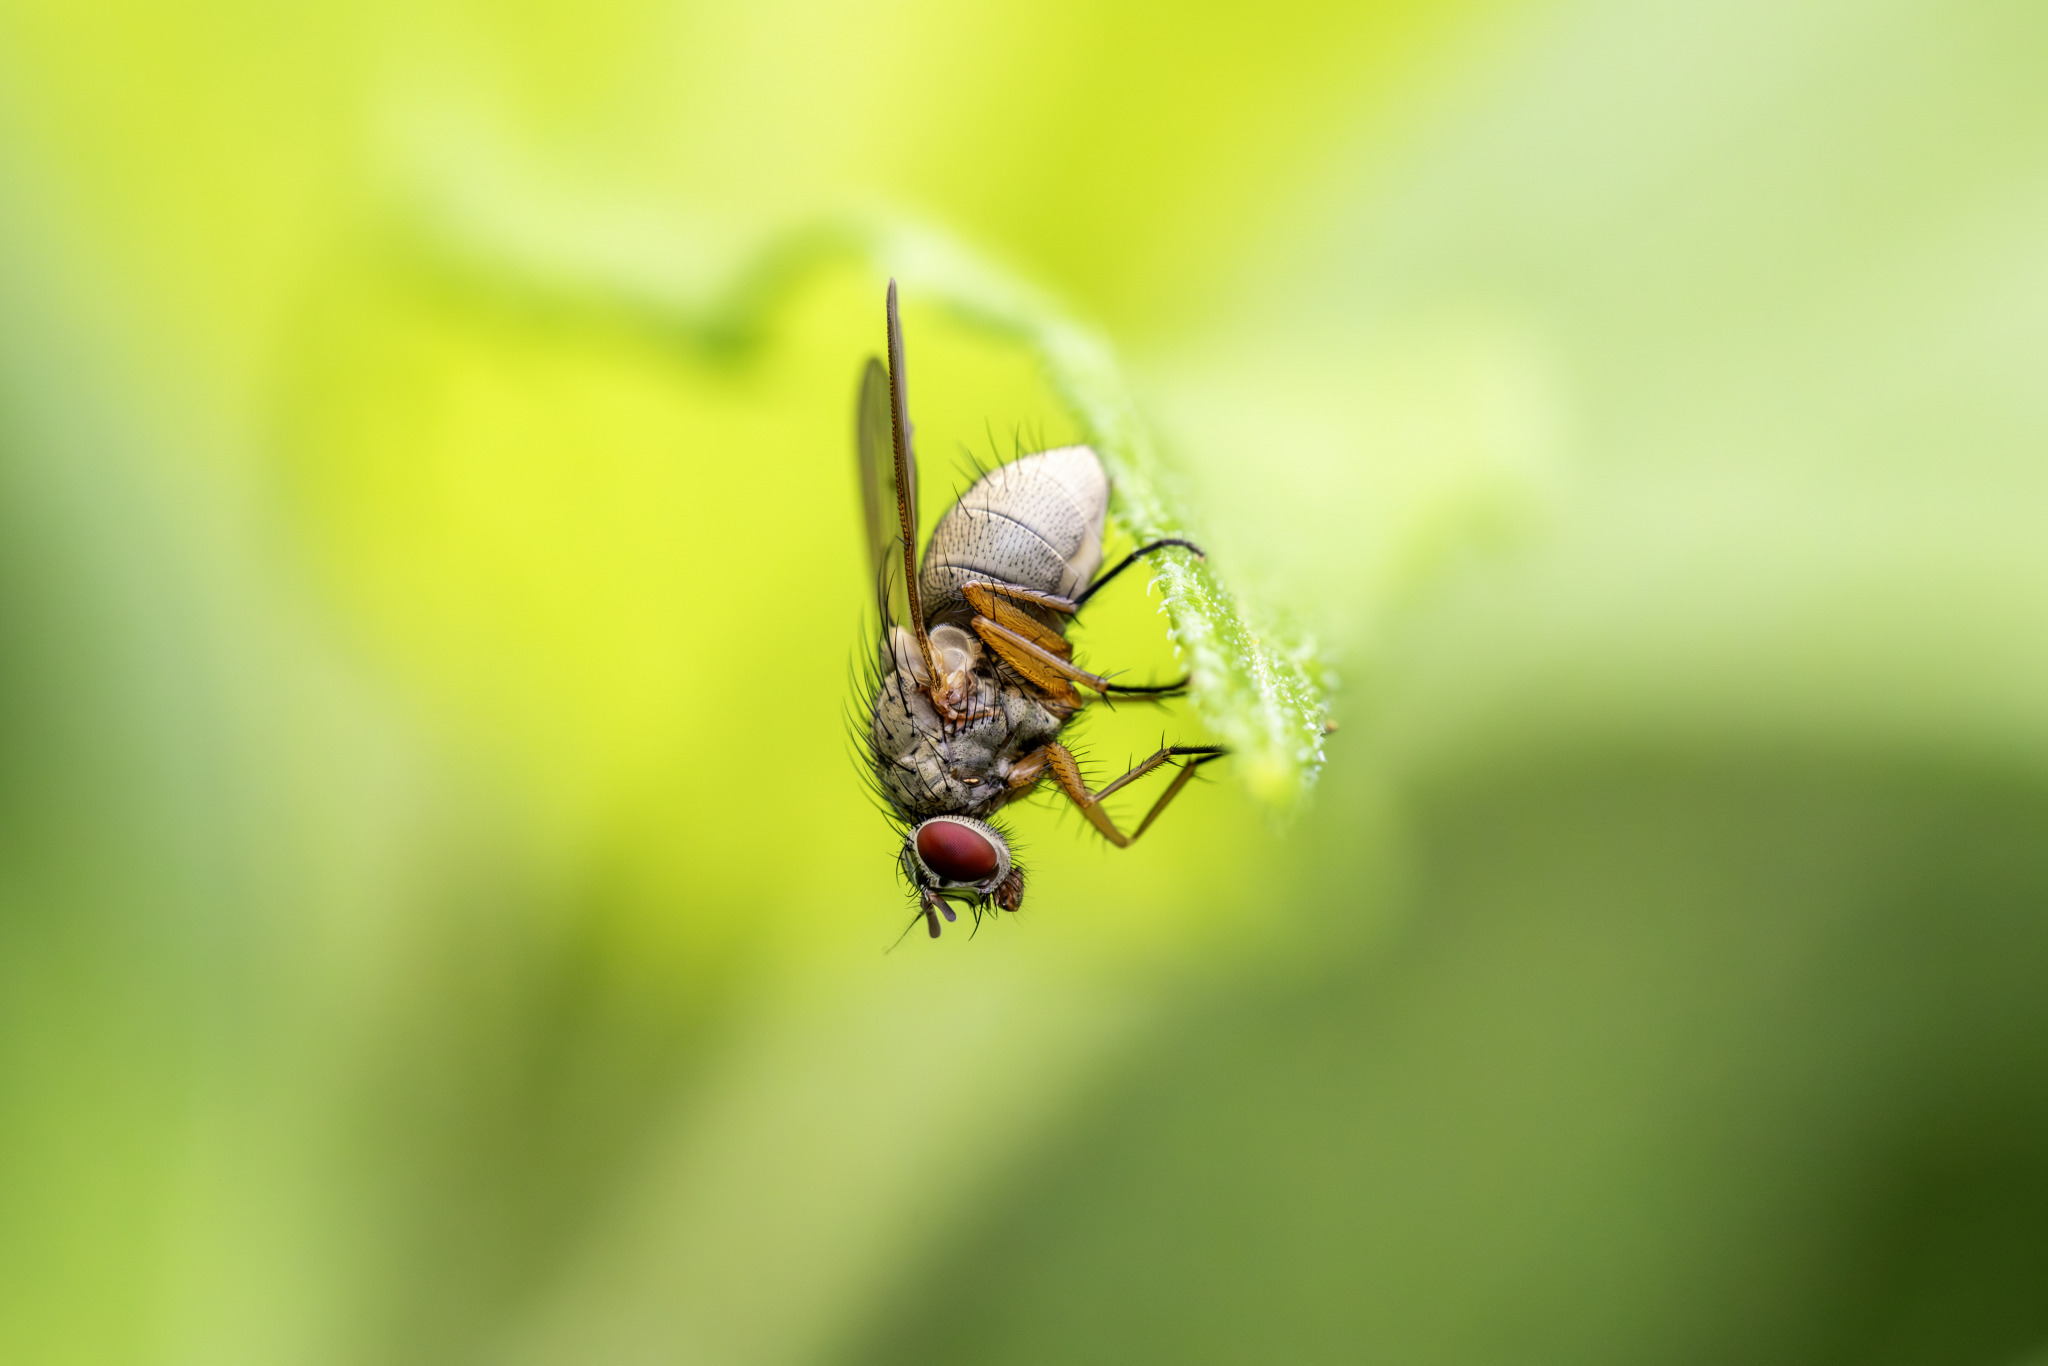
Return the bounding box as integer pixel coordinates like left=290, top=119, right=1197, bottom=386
left=915, top=820, right=1001, bottom=884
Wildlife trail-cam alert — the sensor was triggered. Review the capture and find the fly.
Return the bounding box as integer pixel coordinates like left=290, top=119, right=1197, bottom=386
left=855, top=280, right=1225, bottom=939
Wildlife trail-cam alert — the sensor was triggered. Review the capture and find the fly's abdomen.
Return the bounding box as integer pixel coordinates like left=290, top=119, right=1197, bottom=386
left=919, top=445, right=1108, bottom=614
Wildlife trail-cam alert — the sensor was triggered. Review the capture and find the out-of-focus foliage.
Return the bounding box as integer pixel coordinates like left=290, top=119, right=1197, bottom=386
left=2, top=0, right=2048, bottom=1364
left=406, top=210, right=1333, bottom=800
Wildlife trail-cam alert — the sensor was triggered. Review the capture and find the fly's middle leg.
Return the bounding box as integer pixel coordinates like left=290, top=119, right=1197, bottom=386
left=962, top=580, right=1191, bottom=701
left=973, top=616, right=1191, bottom=699
left=1030, top=741, right=1227, bottom=848
left=961, top=583, right=1085, bottom=709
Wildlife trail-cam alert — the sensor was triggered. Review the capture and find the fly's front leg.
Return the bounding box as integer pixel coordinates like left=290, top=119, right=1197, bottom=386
left=1033, top=741, right=1226, bottom=848
left=1005, top=747, right=1051, bottom=793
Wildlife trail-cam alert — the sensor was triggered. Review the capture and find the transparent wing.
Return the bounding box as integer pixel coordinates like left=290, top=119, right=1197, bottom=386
left=854, top=282, right=936, bottom=683
left=855, top=355, right=914, bottom=628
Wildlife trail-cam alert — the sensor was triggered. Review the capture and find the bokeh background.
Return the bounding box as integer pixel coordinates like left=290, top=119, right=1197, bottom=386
left=4, top=0, right=2048, bottom=1362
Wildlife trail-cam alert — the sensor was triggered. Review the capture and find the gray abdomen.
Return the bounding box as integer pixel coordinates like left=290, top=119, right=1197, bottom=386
left=919, top=446, right=1108, bottom=618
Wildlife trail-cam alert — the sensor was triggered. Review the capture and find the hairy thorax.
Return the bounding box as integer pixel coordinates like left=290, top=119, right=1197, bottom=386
left=870, top=627, right=1065, bottom=822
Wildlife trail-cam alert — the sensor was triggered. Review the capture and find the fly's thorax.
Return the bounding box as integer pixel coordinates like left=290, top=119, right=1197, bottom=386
left=920, top=445, right=1108, bottom=612
left=869, top=652, right=1067, bottom=822
left=885, top=622, right=984, bottom=714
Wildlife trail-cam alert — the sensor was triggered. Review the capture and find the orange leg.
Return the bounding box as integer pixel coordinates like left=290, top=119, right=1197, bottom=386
left=962, top=578, right=1192, bottom=699
left=961, top=584, right=1079, bottom=658
left=961, top=580, right=1078, bottom=617
left=957, top=538, right=1205, bottom=621
left=973, top=616, right=1094, bottom=701
left=1032, top=741, right=1226, bottom=847
left=972, top=617, right=1191, bottom=703
left=1004, top=745, right=1049, bottom=789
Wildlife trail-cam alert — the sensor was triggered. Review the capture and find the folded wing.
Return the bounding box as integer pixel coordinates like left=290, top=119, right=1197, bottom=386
left=853, top=281, right=938, bottom=681
left=855, top=355, right=912, bottom=628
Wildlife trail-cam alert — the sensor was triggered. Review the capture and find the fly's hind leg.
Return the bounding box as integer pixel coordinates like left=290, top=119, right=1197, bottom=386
left=963, top=580, right=1192, bottom=701
left=1069, top=538, right=1205, bottom=690
left=961, top=580, right=1079, bottom=617
left=1032, top=741, right=1226, bottom=848
left=1075, top=538, right=1205, bottom=609
left=960, top=583, right=1086, bottom=710
left=958, top=538, right=1207, bottom=618
left=973, top=615, right=1192, bottom=700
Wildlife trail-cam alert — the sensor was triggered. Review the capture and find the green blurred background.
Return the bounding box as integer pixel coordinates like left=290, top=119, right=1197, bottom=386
left=4, top=0, right=2048, bottom=1362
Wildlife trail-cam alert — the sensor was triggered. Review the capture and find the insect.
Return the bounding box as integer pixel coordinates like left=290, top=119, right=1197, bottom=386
left=855, top=280, right=1225, bottom=939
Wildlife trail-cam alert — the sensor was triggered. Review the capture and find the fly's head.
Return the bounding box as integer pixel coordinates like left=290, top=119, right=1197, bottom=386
left=899, top=816, right=1025, bottom=939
